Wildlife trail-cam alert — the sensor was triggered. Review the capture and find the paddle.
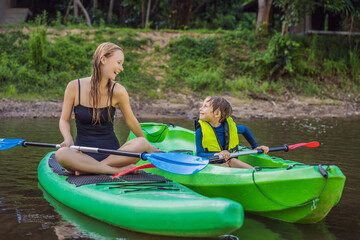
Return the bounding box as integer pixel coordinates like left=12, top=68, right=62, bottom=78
left=0, top=139, right=209, bottom=175
left=112, top=163, right=155, bottom=178
left=208, top=141, right=320, bottom=161
left=112, top=141, right=320, bottom=177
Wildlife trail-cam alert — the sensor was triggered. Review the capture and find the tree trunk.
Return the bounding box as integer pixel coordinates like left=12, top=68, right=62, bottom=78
left=74, top=0, right=92, bottom=27
left=93, top=0, right=98, bottom=11
left=74, top=0, right=78, bottom=17
left=145, top=0, right=151, bottom=28
left=151, top=0, right=159, bottom=14
left=107, top=0, right=114, bottom=23
left=191, top=0, right=207, bottom=16
left=168, top=0, right=207, bottom=29
left=281, top=22, right=289, bottom=36
left=169, top=0, right=177, bottom=29
left=188, top=0, right=207, bottom=27
left=118, top=0, right=124, bottom=23
left=141, top=0, right=145, bottom=28
left=64, top=0, right=73, bottom=20
left=281, top=8, right=290, bottom=36
left=256, top=0, right=273, bottom=33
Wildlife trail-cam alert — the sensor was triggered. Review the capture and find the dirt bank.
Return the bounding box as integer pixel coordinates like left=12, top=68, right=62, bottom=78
left=1, top=95, right=359, bottom=119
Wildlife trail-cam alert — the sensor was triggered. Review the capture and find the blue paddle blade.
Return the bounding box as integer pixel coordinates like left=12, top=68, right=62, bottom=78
left=0, top=139, right=24, bottom=150
left=142, top=152, right=209, bottom=175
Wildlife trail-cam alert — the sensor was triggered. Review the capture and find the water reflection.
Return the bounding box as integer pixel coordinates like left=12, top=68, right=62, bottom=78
left=0, top=118, right=359, bottom=239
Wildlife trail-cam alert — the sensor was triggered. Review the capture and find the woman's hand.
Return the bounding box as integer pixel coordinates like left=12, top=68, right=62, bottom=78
left=214, top=150, right=231, bottom=160
left=255, top=145, right=269, bottom=154
left=148, top=144, right=164, bottom=153
left=60, top=139, right=74, bottom=147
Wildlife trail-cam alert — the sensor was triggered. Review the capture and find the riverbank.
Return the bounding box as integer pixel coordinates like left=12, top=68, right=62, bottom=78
left=1, top=96, right=359, bottom=119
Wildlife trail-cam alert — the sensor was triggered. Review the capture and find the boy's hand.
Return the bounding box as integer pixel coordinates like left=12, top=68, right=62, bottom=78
left=255, top=145, right=269, bottom=154
left=214, top=150, right=231, bottom=160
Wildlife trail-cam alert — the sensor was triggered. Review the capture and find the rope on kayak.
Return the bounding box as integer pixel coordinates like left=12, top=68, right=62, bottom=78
left=251, top=165, right=330, bottom=210
left=142, top=124, right=172, bottom=143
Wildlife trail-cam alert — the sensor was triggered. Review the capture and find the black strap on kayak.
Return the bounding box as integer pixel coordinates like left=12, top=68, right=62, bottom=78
left=97, top=181, right=169, bottom=186
left=123, top=186, right=180, bottom=193
left=251, top=165, right=330, bottom=210
left=97, top=181, right=181, bottom=193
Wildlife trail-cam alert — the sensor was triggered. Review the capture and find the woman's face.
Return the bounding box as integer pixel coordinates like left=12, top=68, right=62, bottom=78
left=101, top=50, right=124, bottom=81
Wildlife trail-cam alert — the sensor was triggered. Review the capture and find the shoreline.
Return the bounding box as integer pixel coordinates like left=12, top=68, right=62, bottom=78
left=0, top=97, right=359, bottom=119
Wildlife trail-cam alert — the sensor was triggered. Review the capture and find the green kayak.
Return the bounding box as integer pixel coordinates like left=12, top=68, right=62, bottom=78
left=38, top=152, right=244, bottom=237
left=127, top=122, right=346, bottom=224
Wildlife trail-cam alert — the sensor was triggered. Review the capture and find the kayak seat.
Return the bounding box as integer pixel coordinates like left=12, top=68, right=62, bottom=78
left=142, top=125, right=169, bottom=143
left=48, top=153, right=171, bottom=187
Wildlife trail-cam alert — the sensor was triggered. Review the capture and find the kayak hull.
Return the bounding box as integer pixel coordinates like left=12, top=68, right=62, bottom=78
left=128, top=122, right=346, bottom=224
left=38, top=152, right=244, bottom=237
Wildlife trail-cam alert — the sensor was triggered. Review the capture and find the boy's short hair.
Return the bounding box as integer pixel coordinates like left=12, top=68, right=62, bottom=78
left=206, top=96, right=233, bottom=122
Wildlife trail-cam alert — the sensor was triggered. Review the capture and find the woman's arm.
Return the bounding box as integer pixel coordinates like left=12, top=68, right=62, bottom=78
left=59, top=80, right=76, bottom=147
left=114, top=84, right=144, bottom=138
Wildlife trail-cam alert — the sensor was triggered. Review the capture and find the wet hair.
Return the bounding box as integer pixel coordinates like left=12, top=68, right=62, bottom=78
left=91, top=42, right=123, bottom=124
left=206, top=96, right=233, bottom=122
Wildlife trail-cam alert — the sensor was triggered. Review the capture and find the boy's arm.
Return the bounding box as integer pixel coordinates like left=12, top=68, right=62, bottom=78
left=195, top=128, right=215, bottom=158
left=237, top=125, right=258, bottom=149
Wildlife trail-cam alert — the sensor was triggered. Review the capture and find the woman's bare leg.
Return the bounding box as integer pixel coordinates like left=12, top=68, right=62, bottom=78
left=55, top=148, right=138, bottom=175
left=102, top=137, right=157, bottom=168
left=55, top=137, right=158, bottom=174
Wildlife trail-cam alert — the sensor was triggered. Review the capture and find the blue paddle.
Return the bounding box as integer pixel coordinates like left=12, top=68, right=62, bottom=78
left=0, top=138, right=209, bottom=175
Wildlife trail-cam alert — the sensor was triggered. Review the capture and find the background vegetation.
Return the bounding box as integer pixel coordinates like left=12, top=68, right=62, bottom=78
left=1, top=0, right=360, bottom=101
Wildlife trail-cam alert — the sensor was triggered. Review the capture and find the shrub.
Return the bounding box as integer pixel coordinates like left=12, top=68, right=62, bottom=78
left=185, top=69, right=224, bottom=91
left=349, top=48, right=360, bottom=83
left=29, top=27, right=48, bottom=70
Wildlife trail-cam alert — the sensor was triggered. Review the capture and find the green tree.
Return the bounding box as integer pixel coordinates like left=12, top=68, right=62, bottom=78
left=273, top=0, right=319, bottom=36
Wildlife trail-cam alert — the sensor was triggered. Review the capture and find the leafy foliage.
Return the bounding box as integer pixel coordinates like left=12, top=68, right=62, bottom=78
left=0, top=25, right=359, bottom=100
left=0, top=26, right=157, bottom=98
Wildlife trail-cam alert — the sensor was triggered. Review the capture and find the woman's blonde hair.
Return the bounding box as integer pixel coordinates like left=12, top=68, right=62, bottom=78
left=91, top=42, right=123, bottom=124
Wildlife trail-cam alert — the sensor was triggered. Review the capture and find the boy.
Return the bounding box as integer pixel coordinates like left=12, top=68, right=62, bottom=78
left=196, top=96, right=269, bottom=168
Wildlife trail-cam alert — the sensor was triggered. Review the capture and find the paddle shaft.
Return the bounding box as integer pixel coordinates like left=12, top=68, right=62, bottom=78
left=22, top=141, right=143, bottom=158
left=209, top=145, right=289, bottom=161
left=0, top=138, right=208, bottom=175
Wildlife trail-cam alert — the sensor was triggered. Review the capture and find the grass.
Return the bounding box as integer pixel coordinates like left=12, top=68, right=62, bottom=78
left=307, top=99, right=342, bottom=105
left=0, top=23, right=359, bottom=102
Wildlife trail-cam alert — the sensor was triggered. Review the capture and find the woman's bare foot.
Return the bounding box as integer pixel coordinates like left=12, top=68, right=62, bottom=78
left=120, top=164, right=140, bottom=174
left=75, top=170, right=90, bottom=176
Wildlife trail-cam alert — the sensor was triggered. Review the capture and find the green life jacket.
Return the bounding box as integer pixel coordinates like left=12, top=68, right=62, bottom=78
left=199, top=117, right=239, bottom=153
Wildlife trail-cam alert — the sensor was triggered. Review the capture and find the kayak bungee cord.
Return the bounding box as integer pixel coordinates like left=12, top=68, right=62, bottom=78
left=142, top=124, right=170, bottom=143
left=251, top=164, right=330, bottom=210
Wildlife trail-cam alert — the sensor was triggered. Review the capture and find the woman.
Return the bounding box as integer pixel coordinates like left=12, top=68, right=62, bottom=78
left=55, top=42, right=156, bottom=175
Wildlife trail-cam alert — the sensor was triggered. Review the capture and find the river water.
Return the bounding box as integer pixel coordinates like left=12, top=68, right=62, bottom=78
left=0, top=118, right=359, bottom=240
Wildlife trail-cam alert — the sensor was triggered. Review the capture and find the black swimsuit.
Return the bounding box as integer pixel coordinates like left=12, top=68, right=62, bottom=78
left=74, top=79, right=120, bottom=161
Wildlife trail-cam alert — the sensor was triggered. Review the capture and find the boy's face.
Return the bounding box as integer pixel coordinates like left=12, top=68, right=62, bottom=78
left=199, top=98, right=220, bottom=122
